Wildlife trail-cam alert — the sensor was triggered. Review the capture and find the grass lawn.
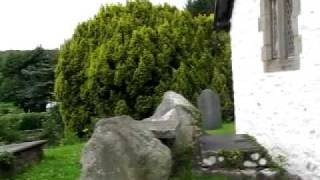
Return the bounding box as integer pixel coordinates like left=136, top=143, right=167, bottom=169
left=14, top=143, right=83, bottom=180
left=206, top=122, right=235, bottom=135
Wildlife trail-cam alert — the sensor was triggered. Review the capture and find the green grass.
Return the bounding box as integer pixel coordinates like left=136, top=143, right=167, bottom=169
left=14, top=143, right=83, bottom=180
left=206, top=122, right=235, bottom=135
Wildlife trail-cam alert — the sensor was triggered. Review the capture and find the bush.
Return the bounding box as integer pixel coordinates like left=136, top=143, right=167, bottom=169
left=0, top=103, right=23, bottom=116
left=19, top=113, right=47, bottom=130
left=0, top=152, right=15, bottom=171
left=0, top=112, right=52, bottom=143
left=0, top=113, right=46, bottom=131
left=0, top=116, right=21, bottom=143
left=55, top=0, right=233, bottom=135
left=41, top=105, right=64, bottom=144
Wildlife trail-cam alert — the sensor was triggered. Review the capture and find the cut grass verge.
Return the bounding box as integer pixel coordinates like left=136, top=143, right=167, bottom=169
left=207, top=122, right=235, bottom=135
left=14, top=143, right=83, bottom=180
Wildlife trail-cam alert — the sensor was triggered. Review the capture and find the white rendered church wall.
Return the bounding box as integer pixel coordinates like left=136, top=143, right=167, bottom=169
left=231, top=0, right=320, bottom=179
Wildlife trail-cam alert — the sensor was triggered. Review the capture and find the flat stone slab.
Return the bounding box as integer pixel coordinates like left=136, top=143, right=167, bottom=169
left=0, top=140, right=47, bottom=154
left=200, top=134, right=260, bottom=154
left=140, top=119, right=179, bottom=139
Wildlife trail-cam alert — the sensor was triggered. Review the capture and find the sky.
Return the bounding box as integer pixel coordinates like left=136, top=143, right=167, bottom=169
left=0, top=0, right=186, bottom=50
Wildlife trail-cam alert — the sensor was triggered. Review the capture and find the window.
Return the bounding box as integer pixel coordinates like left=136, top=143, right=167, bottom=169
left=260, top=0, right=301, bottom=72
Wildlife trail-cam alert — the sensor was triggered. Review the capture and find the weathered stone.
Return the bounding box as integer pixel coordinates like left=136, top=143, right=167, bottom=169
left=200, top=134, right=260, bottom=155
left=218, top=156, right=225, bottom=162
left=251, top=153, right=261, bottom=161
left=81, top=116, right=172, bottom=180
left=0, top=140, right=47, bottom=177
left=259, top=168, right=280, bottom=177
left=243, top=161, right=258, bottom=168
left=197, top=89, right=222, bottom=130
left=140, top=118, right=179, bottom=139
left=202, top=156, right=216, bottom=167
left=259, top=158, right=268, bottom=166
left=241, top=169, right=257, bottom=177
left=148, top=91, right=197, bottom=120
left=0, top=140, right=47, bottom=154
left=144, top=91, right=200, bottom=152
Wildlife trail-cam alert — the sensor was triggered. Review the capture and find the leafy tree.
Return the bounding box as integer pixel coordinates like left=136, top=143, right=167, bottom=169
left=55, top=0, right=233, bottom=135
left=0, top=47, right=57, bottom=112
left=186, top=0, right=216, bottom=16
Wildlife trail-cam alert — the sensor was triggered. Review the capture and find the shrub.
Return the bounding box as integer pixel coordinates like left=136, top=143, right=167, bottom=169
left=0, top=116, right=21, bottom=143
left=0, top=112, right=52, bottom=143
left=41, top=105, right=64, bottom=144
left=0, top=103, right=23, bottom=116
left=0, top=113, right=46, bottom=131
left=0, top=152, right=15, bottom=171
left=18, top=113, right=47, bottom=130
left=55, top=0, right=233, bottom=135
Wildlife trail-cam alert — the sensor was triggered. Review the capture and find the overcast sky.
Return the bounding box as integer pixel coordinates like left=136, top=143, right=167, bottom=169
left=0, top=0, right=186, bottom=50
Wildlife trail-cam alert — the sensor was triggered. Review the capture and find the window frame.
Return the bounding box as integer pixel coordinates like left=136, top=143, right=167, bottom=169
left=259, top=0, right=301, bottom=72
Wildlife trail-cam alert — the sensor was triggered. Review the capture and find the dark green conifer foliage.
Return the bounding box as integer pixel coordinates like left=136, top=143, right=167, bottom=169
left=55, top=0, right=233, bottom=135
left=0, top=48, right=56, bottom=112
left=186, top=0, right=216, bottom=16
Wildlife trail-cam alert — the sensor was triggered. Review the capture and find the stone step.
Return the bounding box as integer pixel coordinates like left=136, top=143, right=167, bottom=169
left=195, top=134, right=302, bottom=180
left=200, top=134, right=260, bottom=154
left=197, top=134, right=272, bottom=169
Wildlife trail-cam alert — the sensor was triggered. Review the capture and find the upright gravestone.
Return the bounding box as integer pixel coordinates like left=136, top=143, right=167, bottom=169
left=197, top=89, right=222, bottom=130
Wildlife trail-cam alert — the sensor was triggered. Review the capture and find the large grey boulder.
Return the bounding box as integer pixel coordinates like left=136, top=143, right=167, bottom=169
left=81, top=116, right=172, bottom=180
left=144, top=91, right=201, bottom=152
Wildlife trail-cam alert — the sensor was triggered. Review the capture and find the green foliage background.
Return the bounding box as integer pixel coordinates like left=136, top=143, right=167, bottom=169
left=186, top=0, right=216, bottom=16
left=0, top=48, right=57, bottom=112
left=55, top=0, right=233, bottom=135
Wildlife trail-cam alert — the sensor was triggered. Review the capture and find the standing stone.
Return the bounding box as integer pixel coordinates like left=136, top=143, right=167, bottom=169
left=197, top=89, right=222, bottom=130
left=81, top=116, right=172, bottom=180
left=143, top=91, right=201, bottom=152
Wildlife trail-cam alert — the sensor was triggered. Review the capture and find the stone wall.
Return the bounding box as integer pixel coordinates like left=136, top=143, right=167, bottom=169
left=231, top=1, right=320, bottom=179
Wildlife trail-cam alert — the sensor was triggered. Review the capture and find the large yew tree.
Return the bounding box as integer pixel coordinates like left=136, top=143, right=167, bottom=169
left=55, top=0, right=232, bottom=135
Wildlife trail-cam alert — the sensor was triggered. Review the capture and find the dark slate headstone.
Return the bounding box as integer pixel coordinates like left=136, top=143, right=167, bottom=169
left=198, top=89, right=222, bottom=130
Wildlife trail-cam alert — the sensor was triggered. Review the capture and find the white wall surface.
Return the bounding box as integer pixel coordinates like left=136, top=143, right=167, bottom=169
left=231, top=0, right=320, bottom=179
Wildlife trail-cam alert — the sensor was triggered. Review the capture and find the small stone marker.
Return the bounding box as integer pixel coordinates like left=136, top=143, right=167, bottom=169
left=198, top=89, right=222, bottom=130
